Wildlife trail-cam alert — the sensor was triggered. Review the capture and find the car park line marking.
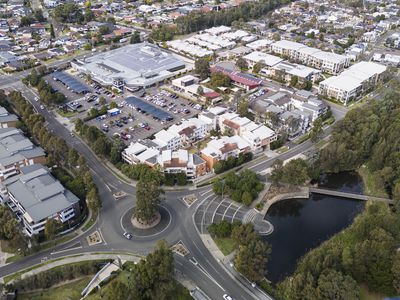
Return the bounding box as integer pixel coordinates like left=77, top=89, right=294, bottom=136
left=232, top=205, right=243, bottom=221
left=212, top=200, right=226, bottom=224
left=222, top=202, right=234, bottom=221
left=201, top=196, right=218, bottom=234
left=200, top=188, right=213, bottom=197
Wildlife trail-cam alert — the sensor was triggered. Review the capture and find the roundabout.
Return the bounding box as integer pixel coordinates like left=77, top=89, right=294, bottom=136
left=120, top=204, right=173, bottom=238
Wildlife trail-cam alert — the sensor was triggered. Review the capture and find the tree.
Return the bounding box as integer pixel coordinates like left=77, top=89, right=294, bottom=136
left=208, top=220, right=233, bottom=238
left=44, top=219, right=58, bottom=240
left=269, top=159, right=284, bottom=185
left=309, top=118, right=323, bottom=143
left=290, top=75, right=299, bottom=87
left=195, top=57, right=210, bottom=80
left=130, top=31, right=141, bottom=44
left=129, top=240, right=175, bottom=299
left=197, top=85, right=204, bottom=95
left=234, top=239, right=271, bottom=283
left=316, top=269, right=360, bottom=300
left=87, top=187, right=101, bottom=211
left=237, top=100, right=254, bottom=120
left=210, top=72, right=231, bottom=89
left=134, top=175, right=163, bottom=223
left=236, top=57, right=248, bottom=71
left=252, top=62, right=264, bottom=74
left=109, top=101, right=117, bottom=109
left=272, top=32, right=281, bottom=41
left=393, top=251, right=400, bottom=294
left=50, top=24, right=55, bottom=39
left=103, top=280, right=129, bottom=300
left=176, top=172, right=187, bottom=186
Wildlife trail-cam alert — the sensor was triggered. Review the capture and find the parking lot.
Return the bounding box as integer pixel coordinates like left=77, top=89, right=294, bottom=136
left=48, top=69, right=205, bottom=145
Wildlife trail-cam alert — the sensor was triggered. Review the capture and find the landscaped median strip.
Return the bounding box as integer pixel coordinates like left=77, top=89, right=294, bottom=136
left=1, top=252, right=144, bottom=284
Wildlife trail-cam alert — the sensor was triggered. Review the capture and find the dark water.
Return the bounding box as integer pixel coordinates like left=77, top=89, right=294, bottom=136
left=263, top=172, right=365, bottom=283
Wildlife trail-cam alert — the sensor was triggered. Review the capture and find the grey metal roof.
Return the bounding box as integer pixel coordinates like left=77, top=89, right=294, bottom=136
left=4, top=164, right=79, bottom=223
left=0, top=128, right=45, bottom=167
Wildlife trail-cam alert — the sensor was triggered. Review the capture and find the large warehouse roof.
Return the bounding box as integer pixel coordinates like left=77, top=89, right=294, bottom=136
left=125, top=96, right=173, bottom=121
left=75, top=43, right=186, bottom=88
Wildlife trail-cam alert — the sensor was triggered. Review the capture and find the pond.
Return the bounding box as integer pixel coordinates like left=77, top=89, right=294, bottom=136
left=263, top=172, right=365, bottom=283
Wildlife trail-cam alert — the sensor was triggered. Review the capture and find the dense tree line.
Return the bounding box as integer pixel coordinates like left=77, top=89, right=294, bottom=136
left=23, top=69, right=66, bottom=106
left=175, top=0, right=292, bottom=35
left=212, top=169, right=263, bottom=205
left=89, top=241, right=190, bottom=300
left=276, top=201, right=400, bottom=298
left=53, top=3, right=84, bottom=23
left=269, top=158, right=320, bottom=186
left=7, top=260, right=109, bottom=292
left=213, top=152, right=253, bottom=174
left=75, top=119, right=124, bottom=165
left=208, top=222, right=271, bottom=283
left=319, top=84, right=400, bottom=197
left=6, top=91, right=101, bottom=214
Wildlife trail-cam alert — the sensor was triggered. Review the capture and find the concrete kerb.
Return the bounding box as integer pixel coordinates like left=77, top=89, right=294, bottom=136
left=260, top=187, right=310, bottom=215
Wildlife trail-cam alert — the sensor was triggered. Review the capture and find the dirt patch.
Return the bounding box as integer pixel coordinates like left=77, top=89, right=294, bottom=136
left=131, top=211, right=161, bottom=229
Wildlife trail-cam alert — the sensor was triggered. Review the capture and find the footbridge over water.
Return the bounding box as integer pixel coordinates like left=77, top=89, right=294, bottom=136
left=309, top=187, right=394, bottom=204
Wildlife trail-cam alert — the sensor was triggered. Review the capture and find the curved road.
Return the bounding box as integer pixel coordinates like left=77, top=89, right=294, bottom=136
left=0, top=63, right=349, bottom=299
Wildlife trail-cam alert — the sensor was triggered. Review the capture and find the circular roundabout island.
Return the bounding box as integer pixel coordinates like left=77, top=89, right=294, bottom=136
left=121, top=205, right=172, bottom=238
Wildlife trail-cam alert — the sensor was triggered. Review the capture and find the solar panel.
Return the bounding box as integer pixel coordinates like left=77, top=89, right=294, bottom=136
left=125, top=96, right=173, bottom=121
left=52, top=72, right=90, bottom=94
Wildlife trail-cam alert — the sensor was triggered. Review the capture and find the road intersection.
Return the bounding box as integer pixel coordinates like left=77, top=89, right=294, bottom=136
left=0, top=62, right=348, bottom=299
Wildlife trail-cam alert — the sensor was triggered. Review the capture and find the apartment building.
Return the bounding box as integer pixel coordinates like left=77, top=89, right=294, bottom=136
left=154, top=129, right=181, bottom=150
left=168, top=118, right=211, bottom=147
left=0, top=164, right=80, bottom=237
left=218, top=112, right=277, bottom=152
left=270, top=40, right=350, bottom=74
left=122, top=142, right=207, bottom=179
left=318, top=61, right=387, bottom=104
left=201, top=135, right=251, bottom=169
left=243, top=51, right=283, bottom=69
left=0, top=107, right=18, bottom=128
left=157, top=149, right=207, bottom=179
left=0, top=128, right=46, bottom=181
left=268, top=61, right=321, bottom=83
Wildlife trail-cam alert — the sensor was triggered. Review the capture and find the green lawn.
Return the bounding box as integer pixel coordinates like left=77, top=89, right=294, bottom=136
left=17, top=277, right=91, bottom=300
left=213, top=237, right=236, bottom=256
left=276, top=146, right=289, bottom=154
left=58, top=110, right=78, bottom=118
left=358, top=165, right=389, bottom=198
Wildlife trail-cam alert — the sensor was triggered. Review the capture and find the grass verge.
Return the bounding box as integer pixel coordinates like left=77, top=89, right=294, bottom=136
left=17, top=276, right=91, bottom=300
left=213, top=237, right=236, bottom=256
left=358, top=165, right=389, bottom=198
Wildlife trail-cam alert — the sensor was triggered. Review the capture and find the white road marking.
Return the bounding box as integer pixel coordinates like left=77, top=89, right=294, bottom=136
left=201, top=196, right=218, bottom=234
left=232, top=205, right=243, bottom=221
left=211, top=200, right=226, bottom=224
left=222, top=202, right=234, bottom=221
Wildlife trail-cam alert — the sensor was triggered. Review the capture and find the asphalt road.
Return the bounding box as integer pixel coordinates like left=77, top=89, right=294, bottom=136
left=0, top=58, right=349, bottom=299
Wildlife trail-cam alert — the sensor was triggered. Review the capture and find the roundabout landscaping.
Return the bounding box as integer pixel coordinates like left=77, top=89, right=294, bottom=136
left=121, top=205, right=172, bottom=238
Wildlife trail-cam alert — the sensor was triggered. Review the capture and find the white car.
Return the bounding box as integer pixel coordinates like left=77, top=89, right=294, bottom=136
left=123, top=232, right=132, bottom=240
left=223, top=294, right=233, bottom=300
left=40, top=105, right=44, bottom=110
left=34, top=97, right=39, bottom=102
